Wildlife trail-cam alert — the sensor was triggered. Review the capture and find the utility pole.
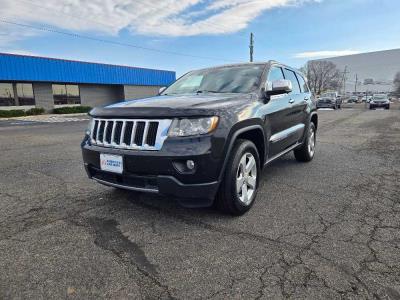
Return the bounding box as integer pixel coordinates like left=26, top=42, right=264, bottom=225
left=355, top=74, right=358, bottom=93
left=249, top=33, right=254, bottom=62
left=341, top=66, right=349, bottom=96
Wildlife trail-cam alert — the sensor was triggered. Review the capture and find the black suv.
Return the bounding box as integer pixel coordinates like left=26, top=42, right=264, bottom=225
left=82, top=62, right=318, bottom=215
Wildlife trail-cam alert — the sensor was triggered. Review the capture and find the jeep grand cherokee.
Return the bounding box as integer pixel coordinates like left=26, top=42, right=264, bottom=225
left=82, top=62, right=318, bottom=215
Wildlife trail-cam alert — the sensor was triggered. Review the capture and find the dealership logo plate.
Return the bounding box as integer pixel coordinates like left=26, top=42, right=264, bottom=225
left=100, top=154, right=123, bottom=174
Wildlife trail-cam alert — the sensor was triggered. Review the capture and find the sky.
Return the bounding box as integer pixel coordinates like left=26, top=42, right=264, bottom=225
left=0, top=0, right=399, bottom=75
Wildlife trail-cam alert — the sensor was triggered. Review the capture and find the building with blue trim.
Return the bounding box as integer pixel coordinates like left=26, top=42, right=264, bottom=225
left=0, top=53, right=176, bottom=111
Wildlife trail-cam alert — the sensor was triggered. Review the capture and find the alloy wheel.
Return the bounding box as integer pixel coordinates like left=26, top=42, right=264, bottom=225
left=308, top=127, right=316, bottom=157
left=236, top=152, right=257, bottom=206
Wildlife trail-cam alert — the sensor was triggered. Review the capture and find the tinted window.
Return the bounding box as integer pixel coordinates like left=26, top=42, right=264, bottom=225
left=267, top=66, right=285, bottom=82
left=283, top=69, right=301, bottom=94
left=53, top=84, right=81, bottom=105
left=163, top=65, right=264, bottom=95
left=296, top=74, right=309, bottom=93
left=16, top=83, right=35, bottom=106
left=0, top=83, right=15, bottom=106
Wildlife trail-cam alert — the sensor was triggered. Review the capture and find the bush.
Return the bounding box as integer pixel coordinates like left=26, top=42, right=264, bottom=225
left=26, top=107, right=45, bottom=115
left=0, top=107, right=46, bottom=118
left=0, top=109, right=26, bottom=118
left=53, top=106, right=92, bottom=114
left=0, top=106, right=91, bottom=118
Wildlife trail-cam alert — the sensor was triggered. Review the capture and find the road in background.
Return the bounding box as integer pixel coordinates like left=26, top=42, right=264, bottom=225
left=0, top=106, right=399, bottom=299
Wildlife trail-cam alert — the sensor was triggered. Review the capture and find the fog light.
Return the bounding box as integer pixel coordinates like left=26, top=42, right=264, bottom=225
left=186, top=160, right=195, bottom=170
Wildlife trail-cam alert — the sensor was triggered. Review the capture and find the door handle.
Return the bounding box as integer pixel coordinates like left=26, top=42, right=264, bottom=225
left=304, top=97, right=309, bottom=101
left=289, top=99, right=295, bottom=104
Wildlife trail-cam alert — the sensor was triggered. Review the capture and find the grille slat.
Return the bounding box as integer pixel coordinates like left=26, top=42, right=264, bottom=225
left=105, top=121, right=113, bottom=144
left=146, top=122, right=159, bottom=146
left=92, top=120, right=99, bottom=141
left=134, top=122, right=146, bottom=146
left=90, top=119, right=171, bottom=151
left=103, top=121, right=109, bottom=144
left=97, top=121, right=106, bottom=143
left=124, top=121, right=134, bottom=145
left=113, top=121, right=123, bottom=145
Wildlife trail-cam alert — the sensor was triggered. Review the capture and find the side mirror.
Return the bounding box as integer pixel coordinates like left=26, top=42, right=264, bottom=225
left=265, top=79, right=292, bottom=97
left=158, top=87, right=167, bottom=94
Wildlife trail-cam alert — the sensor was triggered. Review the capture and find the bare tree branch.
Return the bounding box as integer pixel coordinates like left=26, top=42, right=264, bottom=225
left=304, top=61, right=341, bottom=95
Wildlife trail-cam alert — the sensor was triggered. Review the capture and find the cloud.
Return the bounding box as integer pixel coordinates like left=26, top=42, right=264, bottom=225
left=0, top=49, right=38, bottom=56
left=294, top=50, right=361, bottom=59
left=0, top=0, right=319, bottom=45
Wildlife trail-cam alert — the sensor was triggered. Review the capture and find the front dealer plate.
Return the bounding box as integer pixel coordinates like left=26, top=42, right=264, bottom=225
left=100, top=153, right=123, bottom=174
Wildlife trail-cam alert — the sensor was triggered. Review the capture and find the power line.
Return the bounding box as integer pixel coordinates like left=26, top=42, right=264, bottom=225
left=0, top=19, right=233, bottom=62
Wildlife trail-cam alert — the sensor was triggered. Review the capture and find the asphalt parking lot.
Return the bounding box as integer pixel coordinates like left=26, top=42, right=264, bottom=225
left=1, top=104, right=399, bottom=299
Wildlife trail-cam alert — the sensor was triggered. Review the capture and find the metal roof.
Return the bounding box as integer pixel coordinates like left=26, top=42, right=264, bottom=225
left=0, top=53, right=176, bottom=86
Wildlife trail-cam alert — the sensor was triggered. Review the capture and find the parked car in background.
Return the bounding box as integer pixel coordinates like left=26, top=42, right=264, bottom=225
left=362, top=95, right=373, bottom=103
left=369, top=94, right=390, bottom=109
left=317, top=97, right=337, bottom=109
left=320, top=92, right=342, bottom=108
left=347, top=96, right=359, bottom=103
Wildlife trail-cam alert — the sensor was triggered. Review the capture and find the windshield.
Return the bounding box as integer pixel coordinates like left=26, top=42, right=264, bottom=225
left=373, top=95, right=387, bottom=100
left=321, top=92, right=336, bottom=98
left=162, top=65, right=265, bottom=95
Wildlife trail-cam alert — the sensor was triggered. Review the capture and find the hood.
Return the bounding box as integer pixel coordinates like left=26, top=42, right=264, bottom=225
left=90, top=93, right=255, bottom=118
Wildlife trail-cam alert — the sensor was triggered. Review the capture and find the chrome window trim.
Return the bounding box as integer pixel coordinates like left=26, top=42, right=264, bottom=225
left=269, top=123, right=305, bottom=143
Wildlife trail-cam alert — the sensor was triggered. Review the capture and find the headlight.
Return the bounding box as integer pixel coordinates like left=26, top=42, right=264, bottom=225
left=85, top=118, right=94, bottom=136
left=168, top=116, right=219, bottom=137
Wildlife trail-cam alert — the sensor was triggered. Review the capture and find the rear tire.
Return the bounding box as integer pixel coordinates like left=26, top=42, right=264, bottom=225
left=294, top=123, right=316, bottom=162
left=215, top=139, right=260, bottom=216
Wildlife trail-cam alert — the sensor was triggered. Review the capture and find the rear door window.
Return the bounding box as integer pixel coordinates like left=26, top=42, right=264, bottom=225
left=283, top=69, right=301, bottom=94
left=296, top=74, right=309, bottom=93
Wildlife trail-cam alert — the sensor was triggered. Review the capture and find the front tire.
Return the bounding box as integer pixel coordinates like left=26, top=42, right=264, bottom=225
left=215, top=139, right=260, bottom=216
left=294, top=123, right=316, bottom=162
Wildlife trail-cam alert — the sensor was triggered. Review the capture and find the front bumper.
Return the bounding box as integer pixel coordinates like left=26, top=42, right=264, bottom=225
left=317, top=103, right=335, bottom=108
left=370, top=103, right=389, bottom=109
left=81, top=134, right=223, bottom=207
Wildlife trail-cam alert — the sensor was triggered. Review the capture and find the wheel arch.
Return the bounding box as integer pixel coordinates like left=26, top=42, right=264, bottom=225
left=310, top=112, right=318, bottom=130
left=218, top=123, right=267, bottom=182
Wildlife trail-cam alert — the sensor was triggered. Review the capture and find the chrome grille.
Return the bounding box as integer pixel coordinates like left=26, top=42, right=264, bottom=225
left=90, top=118, right=172, bottom=151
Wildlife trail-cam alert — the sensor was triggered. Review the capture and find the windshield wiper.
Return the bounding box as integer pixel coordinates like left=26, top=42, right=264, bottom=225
left=196, top=90, right=221, bottom=94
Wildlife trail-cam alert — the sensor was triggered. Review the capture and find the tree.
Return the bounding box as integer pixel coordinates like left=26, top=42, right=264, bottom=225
left=303, top=61, right=341, bottom=95
left=393, top=72, right=400, bottom=96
